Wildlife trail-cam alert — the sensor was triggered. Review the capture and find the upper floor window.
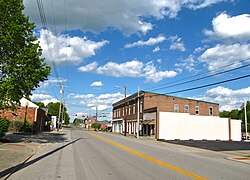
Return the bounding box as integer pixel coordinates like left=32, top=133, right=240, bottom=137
left=174, top=104, right=179, bottom=112
left=122, top=108, right=124, bottom=116
left=140, top=103, right=143, bottom=113
left=195, top=106, right=199, bottom=115
left=133, top=105, right=136, bottom=114
left=209, top=107, right=213, bottom=116
left=184, top=105, right=189, bottom=113
left=128, top=105, right=131, bottom=115
left=114, top=110, right=116, bottom=118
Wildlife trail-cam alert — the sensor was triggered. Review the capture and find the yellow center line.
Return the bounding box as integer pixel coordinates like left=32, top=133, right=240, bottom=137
left=84, top=131, right=208, bottom=180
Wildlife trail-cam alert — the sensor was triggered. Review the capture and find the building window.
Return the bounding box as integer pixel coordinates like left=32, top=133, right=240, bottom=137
left=209, top=107, right=213, bottom=116
left=122, top=108, right=124, bottom=116
left=128, top=105, right=131, bottom=115
left=140, top=103, right=143, bottom=113
left=118, top=110, right=120, bottom=117
left=174, top=104, right=179, bottom=112
left=114, top=110, right=116, bottom=118
left=133, top=105, right=136, bottom=114
left=184, top=105, right=189, bottom=113
left=195, top=106, right=199, bottom=115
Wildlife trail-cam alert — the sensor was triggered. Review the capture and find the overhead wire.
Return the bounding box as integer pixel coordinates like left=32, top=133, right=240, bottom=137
left=145, top=58, right=250, bottom=91
left=144, top=74, right=250, bottom=98
left=37, top=0, right=63, bottom=89
left=149, top=61, right=250, bottom=92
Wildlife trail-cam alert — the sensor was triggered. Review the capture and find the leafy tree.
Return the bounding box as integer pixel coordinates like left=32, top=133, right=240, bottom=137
left=219, top=110, right=230, bottom=118
left=0, top=0, right=50, bottom=109
left=47, top=102, right=70, bottom=125
left=33, top=102, right=46, bottom=108
left=0, top=118, right=10, bottom=137
left=91, top=123, right=101, bottom=131
left=229, top=109, right=240, bottom=119
left=73, top=118, right=83, bottom=125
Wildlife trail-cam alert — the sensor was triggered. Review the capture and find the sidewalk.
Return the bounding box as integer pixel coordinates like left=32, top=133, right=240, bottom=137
left=0, top=129, right=67, bottom=178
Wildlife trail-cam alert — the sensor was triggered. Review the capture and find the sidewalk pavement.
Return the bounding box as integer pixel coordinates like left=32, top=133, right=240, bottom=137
left=0, top=129, right=67, bottom=178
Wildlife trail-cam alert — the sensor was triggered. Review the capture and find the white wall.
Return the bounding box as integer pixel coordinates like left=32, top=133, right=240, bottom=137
left=159, top=112, right=241, bottom=141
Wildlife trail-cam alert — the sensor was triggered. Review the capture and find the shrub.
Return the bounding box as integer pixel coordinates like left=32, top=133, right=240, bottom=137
left=0, top=118, right=10, bottom=137
left=8, top=120, right=23, bottom=132
left=91, top=123, right=101, bottom=131
left=21, top=121, right=32, bottom=132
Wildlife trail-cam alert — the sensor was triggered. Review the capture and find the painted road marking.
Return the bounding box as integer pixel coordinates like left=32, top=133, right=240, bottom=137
left=85, top=131, right=208, bottom=180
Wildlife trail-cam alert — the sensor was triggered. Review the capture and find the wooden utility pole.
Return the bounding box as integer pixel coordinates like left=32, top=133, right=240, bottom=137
left=137, top=85, right=140, bottom=139
left=124, top=86, right=127, bottom=136
left=57, top=85, right=63, bottom=132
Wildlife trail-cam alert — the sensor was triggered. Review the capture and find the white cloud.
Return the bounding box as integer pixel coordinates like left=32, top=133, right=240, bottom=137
left=30, top=93, right=58, bottom=106
left=169, top=35, right=186, bottom=51
left=69, top=93, right=94, bottom=100
left=199, top=43, right=250, bottom=70
left=38, top=30, right=108, bottom=65
left=39, top=77, right=67, bottom=88
left=204, top=13, right=250, bottom=42
left=188, top=0, right=227, bottom=10
left=41, top=98, right=59, bottom=106
left=90, top=81, right=103, bottom=87
left=30, top=94, right=53, bottom=101
left=79, top=60, right=178, bottom=83
left=153, top=46, right=160, bottom=53
left=175, top=55, right=199, bottom=72
left=91, top=105, right=109, bottom=111
left=203, top=86, right=250, bottom=111
left=24, top=0, right=227, bottom=35
left=143, top=62, right=178, bottom=83
left=79, top=60, right=143, bottom=78
left=125, top=35, right=166, bottom=48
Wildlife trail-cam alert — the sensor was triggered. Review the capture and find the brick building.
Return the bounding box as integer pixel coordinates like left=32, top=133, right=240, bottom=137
left=112, top=91, right=219, bottom=139
left=0, top=98, right=47, bottom=132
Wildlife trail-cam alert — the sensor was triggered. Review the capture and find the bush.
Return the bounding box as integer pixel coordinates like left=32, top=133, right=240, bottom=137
left=21, top=120, right=32, bottom=132
left=8, top=120, right=23, bottom=132
left=91, top=123, right=101, bottom=131
left=0, top=118, right=10, bottom=137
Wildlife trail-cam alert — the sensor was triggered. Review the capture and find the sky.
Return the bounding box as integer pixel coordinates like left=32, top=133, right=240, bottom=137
left=22, top=0, right=250, bottom=121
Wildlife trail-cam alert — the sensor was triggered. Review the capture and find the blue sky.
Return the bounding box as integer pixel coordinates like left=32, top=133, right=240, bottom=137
left=23, top=0, right=250, bottom=121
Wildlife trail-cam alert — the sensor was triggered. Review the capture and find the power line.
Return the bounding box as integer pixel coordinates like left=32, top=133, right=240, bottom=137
left=145, top=58, right=250, bottom=91
left=36, top=0, right=63, bottom=89
left=162, top=74, right=250, bottom=95
left=149, top=62, right=250, bottom=92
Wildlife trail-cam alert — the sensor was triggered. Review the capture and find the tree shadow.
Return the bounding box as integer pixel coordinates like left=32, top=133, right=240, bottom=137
left=164, top=140, right=250, bottom=151
left=0, top=138, right=82, bottom=179
left=1, top=131, right=68, bottom=144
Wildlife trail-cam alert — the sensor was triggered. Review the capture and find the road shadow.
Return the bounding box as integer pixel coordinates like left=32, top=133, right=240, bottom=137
left=1, top=131, right=68, bottom=144
left=163, top=140, right=250, bottom=151
left=0, top=138, right=82, bottom=179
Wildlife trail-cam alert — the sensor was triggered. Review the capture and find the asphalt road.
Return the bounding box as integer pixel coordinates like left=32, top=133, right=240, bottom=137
left=9, top=127, right=250, bottom=180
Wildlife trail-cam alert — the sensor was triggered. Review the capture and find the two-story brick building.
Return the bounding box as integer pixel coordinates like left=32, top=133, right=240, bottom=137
left=112, top=91, right=219, bottom=139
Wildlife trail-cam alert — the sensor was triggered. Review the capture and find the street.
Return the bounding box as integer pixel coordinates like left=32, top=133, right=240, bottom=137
left=9, top=127, right=250, bottom=180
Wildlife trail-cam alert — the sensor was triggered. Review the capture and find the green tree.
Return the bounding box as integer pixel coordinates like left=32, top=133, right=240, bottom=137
left=229, top=109, right=240, bottom=119
left=47, top=102, right=70, bottom=125
left=73, top=118, right=83, bottom=125
left=33, top=102, right=46, bottom=108
left=219, top=110, right=230, bottom=118
left=0, top=0, right=50, bottom=109
left=91, top=123, right=101, bottom=131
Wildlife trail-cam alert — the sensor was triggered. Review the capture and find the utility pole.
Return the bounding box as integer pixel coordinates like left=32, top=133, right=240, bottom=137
left=245, top=101, right=248, bottom=139
left=124, top=86, right=127, bottom=136
left=137, top=85, right=140, bottom=139
left=96, top=105, right=98, bottom=122
left=57, top=85, right=63, bottom=132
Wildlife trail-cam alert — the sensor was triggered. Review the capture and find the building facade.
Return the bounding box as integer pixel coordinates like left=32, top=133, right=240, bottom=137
left=112, top=91, right=219, bottom=139
left=0, top=98, right=47, bottom=132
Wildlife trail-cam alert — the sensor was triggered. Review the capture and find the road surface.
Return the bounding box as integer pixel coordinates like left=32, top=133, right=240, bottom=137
left=9, top=126, right=250, bottom=180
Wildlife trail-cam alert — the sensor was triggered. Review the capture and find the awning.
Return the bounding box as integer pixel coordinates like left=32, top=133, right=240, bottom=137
left=143, top=119, right=155, bottom=125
